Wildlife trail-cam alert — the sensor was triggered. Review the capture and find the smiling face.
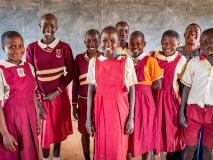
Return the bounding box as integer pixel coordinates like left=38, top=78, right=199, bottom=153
left=184, top=24, right=201, bottom=45
left=84, top=33, right=100, bottom=53
left=3, top=36, right=25, bottom=64
left=161, top=35, right=179, bottom=56
left=130, top=35, right=146, bottom=57
left=39, top=15, right=58, bottom=43
left=116, top=24, right=129, bottom=41
left=200, top=32, right=213, bottom=56
left=101, top=31, right=119, bottom=56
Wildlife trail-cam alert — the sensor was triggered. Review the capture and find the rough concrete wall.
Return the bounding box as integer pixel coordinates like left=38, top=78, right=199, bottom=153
left=0, top=0, right=212, bottom=58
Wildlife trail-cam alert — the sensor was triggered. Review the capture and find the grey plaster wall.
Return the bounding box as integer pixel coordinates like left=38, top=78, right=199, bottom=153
left=0, top=0, right=213, bottom=59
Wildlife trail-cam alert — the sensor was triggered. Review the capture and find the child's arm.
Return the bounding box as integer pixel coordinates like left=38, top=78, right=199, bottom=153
left=34, top=93, right=46, bottom=135
left=125, top=85, right=135, bottom=135
left=150, top=57, right=163, bottom=90
left=152, top=79, right=162, bottom=90
left=85, top=84, right=95, bottom=136
left=0, top=107, right=18, bottom=151
left=179, top=84, right=191, bottom=128
left=57, top=44, right=75, bottom=92
left=72, top=57, right=80, bottom=120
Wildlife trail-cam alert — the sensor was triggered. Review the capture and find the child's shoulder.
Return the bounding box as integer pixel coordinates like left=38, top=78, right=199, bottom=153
left=187, top=56, right=201, bottom=65
left=27, top=41, right=38, bottom=48
left=57, top=40, right=72, bottom=49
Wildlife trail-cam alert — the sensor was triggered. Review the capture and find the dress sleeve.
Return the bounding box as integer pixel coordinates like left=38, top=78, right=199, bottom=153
left=86, top=57, right=96, bottom=85
left=148, top=57, right=163, bottom=81
left=125, top=57, right=138, bottom=86
left=180, top=60, right=194, bottom=87
left=57, top=44, right=75, bottom=92
left=177, top=56, right=187, bottom=80
left=0, top=69, right=4, bottom=102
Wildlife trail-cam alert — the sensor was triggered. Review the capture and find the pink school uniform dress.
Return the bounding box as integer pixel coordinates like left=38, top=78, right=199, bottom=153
left=86, top=55, right=137, bottom=160
left=0, top=60, right=39, bottom=160
left=26, top=38, right=74, bottom=148
left=129, top=53, right=163, bottom=157
left=152, top=51, right=187, bottom=153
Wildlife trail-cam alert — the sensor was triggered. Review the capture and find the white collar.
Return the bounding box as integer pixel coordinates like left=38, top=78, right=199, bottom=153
left=0, top=60, right=25, bottom=68
left=38, top=38, right=59, bottom=49
left=154, top=51, right=179, bottom=62
left=98, top=55, right=125, bottom=61
left=136, top=52, right=148, bottom=60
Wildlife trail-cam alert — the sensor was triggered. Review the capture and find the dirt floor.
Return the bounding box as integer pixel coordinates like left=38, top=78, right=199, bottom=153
left=40, top=118, right=143, bottom=160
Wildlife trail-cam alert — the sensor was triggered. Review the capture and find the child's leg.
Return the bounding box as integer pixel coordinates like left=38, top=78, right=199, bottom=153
left=183, top=145, right=197, bottom=160
left=126, top=153, right=133, bottom=160
left=53, top=142, right=61, bottom=158
left=81, top=134, right=90, bottom=160
left=142, top=152, right=149, bottom=160
left=42, top=148, right=50, bottom=159
left=160, top=152, right=167, bottom=160
left=202, top=146, right=213, bottom=160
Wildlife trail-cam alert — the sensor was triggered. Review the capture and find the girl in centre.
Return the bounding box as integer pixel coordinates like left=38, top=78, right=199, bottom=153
left=86, top=26, right=137, bottom=160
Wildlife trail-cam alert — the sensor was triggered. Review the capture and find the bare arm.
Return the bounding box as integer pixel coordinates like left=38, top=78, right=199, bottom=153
left=125, top=85, right=135, bottom=135
left=179, top=84, right=191, bottom=128
left=151, top=79, right=162, bottom=90
left=85, top=84, right=95, bottom=136
left=0, top=106, right=18, bottom=151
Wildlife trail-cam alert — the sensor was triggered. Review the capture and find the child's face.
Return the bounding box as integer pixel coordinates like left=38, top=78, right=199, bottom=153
left=116, top=25, right=129, bottom=41
left=4, top=36, right=25, bottom=63
left=184, top=25, right=201, bottom=45
left=200, top=33, right=213, bottom=56
left=161, top=36, right=179, bottom=56
left=101, top=32, right=119, bottom=55
left=84, top=33, right=100, bottom=53
left=130, top=35, right=146, bottom=57
left=40, top=17, right=58, bottom=41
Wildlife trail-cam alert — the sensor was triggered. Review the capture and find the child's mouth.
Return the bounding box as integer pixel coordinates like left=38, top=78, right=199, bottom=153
left=45, top=32, right=52, bottom=36
left=105, top=47, right=112, bottom=51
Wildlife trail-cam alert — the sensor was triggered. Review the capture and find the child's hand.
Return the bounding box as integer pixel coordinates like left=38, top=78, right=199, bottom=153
left=37, top=102, right=46, bottom=120
left=3, top=132, right=18, bottom=151
left=43, top=90, right=60, bottom=101
left=85, top=119, right=94, bottom=136
left=179, top=110, right=188, bottom=128
left=72, top=104, right=79, bottom=120
left=125, top=117, right=134, bottom=135
left=37, top=119, right=41, bottom=135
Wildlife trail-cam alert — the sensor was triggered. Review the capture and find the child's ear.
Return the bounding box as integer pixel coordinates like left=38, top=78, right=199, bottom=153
left=84, top=40, right=86, bottom=45
left=144, top=41, right=146, bottom=47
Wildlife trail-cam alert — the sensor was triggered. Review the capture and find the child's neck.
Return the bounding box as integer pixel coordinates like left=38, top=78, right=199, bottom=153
left=104, top=52, right=118, bottom=59
left=161, top=51, right=175, bottom=57
left=87, top=50, right=96, bottom=59
left=120, top=40, right=127, bottom=49
left=42, top=37, right=56, bottom=45
left=132, top=52, right=143, bottom=58
left=7, top=59, right=22, bottom=65
left=183, top=43, right=200, bottom=54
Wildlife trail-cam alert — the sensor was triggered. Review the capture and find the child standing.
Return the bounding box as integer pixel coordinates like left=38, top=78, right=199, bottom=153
left=0, top=31, right=39, bottom=160
left=179, top=28, right=213, bottom=160
left=128, top=31, right=162, bottom=160
left=72, top=29, right=101, bottom=160
left=152, top=30, right=187, bottom=159
left=85, top=26, right=137, bottom=160
left=26, top=13, right=74, bottom=160
left=116, top=21, right=131, bottom=55
left=177, top=23, right=202, bottom=61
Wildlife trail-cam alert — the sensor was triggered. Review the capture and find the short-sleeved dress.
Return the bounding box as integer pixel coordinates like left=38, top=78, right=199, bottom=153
left=0, top=60, right=39, bottom=160
left=86, top=55, right=137, bottom=160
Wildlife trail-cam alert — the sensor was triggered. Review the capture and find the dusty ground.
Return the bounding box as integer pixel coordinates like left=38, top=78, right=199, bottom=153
left=39, top=119, right=143, bottom=160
